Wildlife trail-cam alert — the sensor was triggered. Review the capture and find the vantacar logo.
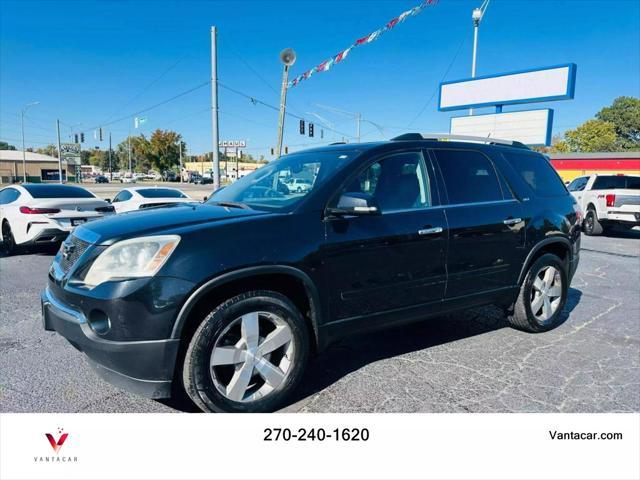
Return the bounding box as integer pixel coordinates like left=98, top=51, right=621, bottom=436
left=34, top=428, right=78, bottom=463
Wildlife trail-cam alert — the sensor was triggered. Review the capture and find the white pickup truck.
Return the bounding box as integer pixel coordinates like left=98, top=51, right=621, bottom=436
left=567, top=174, right=640, bottom=235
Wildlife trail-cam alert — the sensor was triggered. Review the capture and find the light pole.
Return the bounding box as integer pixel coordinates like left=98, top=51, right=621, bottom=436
left=276, top=48, right=296, bottom=158
left=20, top=101, right=39, bottom=182
left=470, top=0, right=490, bottom=116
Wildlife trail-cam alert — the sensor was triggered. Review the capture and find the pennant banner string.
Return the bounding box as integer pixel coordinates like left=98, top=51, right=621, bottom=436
left=288, top=0, right=439, bottom=89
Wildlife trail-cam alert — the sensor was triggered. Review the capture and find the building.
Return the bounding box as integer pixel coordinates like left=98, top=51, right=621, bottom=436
left=0, top=150, right=75, bottom=183
left=549, top=151, right=640, bottom=182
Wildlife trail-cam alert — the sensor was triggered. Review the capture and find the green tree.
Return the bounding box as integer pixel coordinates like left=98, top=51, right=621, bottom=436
left=148, top=129, right=183, bottom=172
left=0, top=141, right=17, bottom=150
left=35, top=144, right=59, bottom=158
left=556, top=119, right=617, bottom=153
left=596, top=96, right=640, bottom=150
left=116, top=135, right=152, bottom=172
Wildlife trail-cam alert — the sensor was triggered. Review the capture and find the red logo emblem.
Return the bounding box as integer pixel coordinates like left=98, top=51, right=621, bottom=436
left=45, top=428, right=68, bottom=454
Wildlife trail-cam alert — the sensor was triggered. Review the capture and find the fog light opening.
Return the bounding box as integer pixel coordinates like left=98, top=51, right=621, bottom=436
left=88, top=309, right=111, bottom=335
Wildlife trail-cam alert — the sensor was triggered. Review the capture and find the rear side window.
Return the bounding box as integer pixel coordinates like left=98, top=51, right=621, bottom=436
left=0, top=188, right=21, bottom=204
left=592, top=175, right=640, bottom=190
left=113, top=190, right=133, bottom=202
left=502, top=151, right=567, bottom=197
left=137, top=188, right=187, bottom=198
left=22, top=184, right=95, bottom=198
left=433, top=150, right=503, bottom=204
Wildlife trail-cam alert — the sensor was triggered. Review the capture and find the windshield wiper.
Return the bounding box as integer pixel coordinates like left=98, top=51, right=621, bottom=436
left=210, top=201, right=252, bottom=210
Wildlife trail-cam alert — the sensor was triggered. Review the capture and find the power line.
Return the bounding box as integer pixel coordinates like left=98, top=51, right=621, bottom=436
left=406, top=30, right=469, bottom=128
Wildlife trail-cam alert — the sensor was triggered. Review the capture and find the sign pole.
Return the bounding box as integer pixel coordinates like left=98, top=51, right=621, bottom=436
left=108, top=132, right=112, bottom=181
left=56, top=119, right=63, bottom=183
left=211, top=26, right=220, bottom=190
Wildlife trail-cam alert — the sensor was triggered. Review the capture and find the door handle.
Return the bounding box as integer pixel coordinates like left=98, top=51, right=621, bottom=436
left=503, top=217, right=522, bottom=226
left=418, top=226, right=443, bottom=235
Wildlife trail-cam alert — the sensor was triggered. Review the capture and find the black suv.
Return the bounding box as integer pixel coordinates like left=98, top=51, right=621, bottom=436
left=42, top=134, right=581, bottom=412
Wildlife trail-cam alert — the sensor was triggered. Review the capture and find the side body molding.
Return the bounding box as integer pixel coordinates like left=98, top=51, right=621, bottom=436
left=170, top=265, right=322, bottom=345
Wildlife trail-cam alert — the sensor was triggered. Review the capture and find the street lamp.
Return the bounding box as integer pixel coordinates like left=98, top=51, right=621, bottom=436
left=276, top=48, right=296, bottom=158
left=470, top=0, right=490, bottom=115
left=20, top=101, right=40, bottom=182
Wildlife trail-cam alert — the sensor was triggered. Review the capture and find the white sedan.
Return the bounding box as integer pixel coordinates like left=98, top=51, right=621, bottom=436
left=0, top=183, right=114, bottom=254
left=110, top=186, right=194, bottom=213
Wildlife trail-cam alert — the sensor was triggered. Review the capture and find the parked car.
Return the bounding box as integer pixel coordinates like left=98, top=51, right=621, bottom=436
left=567, top=174, right=640, bottom=235
left=120, top=175, right=136, bottom=184
left=162, top=170, right=178, bottom=182
left=287, top=178, right=313, bottom=193
left=42, top=134, right=581, bottom=413
left=110, top=187, right=194, bottom=213
left=95, top=175, right=109, bottom=184
left=0, top=183, right=114, bottom=254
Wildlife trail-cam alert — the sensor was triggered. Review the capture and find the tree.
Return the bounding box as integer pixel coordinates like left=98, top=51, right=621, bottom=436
left=35, top=144, right=59, bottom=158
left=596, top=96, right=640, bottom=150
left=0, top=141, right=16, bottom=150
left=555, top=119, right=617, bottom=153
left=148, top=129, right=183, bottom=172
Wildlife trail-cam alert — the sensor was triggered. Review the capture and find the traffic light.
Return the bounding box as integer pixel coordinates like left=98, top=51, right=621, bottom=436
left=270, top=147, right=275, bottom=156
left=99, top=128, right=103, bottom=142
left=299, top=120, right=305, bottom=135
left=80, top=132, right=85, bottom=143
left=309, top=123, right=314, bottom=138
left=284, top=146, right=289, bottom=154
left=74, top=134, right=79, bottom=143
left=321, top=129, right=324, bottom=139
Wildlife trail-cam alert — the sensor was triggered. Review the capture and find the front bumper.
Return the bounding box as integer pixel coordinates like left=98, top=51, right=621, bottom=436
left=41, top=287, right=180, bottom=399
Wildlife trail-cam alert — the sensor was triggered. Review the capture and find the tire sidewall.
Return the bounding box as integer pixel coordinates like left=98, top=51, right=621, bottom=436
left=522, top=254, right=568, bottom=332
left=184, top=291, right=309, bottom=413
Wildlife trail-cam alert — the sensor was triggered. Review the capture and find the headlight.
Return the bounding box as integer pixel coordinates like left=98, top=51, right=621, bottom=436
left=83, top=235, right=180, bottom=287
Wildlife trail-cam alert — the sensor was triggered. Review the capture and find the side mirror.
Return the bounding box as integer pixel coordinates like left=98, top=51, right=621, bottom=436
left=105, top=198, right=111, bottom=203
left=327, top=192, right=380, bottom=217
left=203, top=196, right=208, bottom=202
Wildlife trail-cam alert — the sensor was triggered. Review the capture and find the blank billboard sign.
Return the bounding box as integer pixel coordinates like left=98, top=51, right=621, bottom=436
left=450, top=109, right=554, bottom=146
left=439, top=64, right=576, bottom=111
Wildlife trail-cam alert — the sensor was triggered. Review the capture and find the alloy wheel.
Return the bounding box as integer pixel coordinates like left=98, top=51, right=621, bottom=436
left=530, top=266, right=563, bottom=323
left=209, top=311, right=294, bottom=403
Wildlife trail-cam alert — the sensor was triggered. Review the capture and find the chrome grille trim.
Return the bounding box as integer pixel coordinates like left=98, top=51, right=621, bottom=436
left=58, top=236, right=91, bottom=274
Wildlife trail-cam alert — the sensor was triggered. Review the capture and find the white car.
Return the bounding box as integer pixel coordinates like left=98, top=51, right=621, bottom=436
left=287, top=178, right=313, bottom=193
left=0, top=184, right=114, bottom=253
left=110, top=186, right=194, bottom=213
left=567, top=174, right=640, bottom=235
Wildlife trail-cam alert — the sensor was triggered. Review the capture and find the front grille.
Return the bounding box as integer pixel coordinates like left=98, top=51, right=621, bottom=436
left=95, top=205, right=115, bottom=213
left=58, top=235, right=91, bottom=273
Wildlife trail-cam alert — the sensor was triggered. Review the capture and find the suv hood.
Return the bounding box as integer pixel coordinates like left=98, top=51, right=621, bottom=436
left=73, top=202, right=269, bottom=245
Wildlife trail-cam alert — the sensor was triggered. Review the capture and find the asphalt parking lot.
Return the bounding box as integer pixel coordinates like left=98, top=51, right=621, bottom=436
left=78, top=181, right=214, bottom=202
left=1, top=230, right=638, bottom=413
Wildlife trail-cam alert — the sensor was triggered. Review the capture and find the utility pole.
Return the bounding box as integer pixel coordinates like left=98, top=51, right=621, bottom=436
left=356, top=112, right=361, bottom=143
left=470, top=0, right=490, bottom=115
left=211, top=26, right=220, bottom=190
left=179, top=141, right=183, bottom=182
left=276, top=48, right=296, bottom=158
left=20, top=101, right=39, bottom=182
left=56, top=119, right=63, bottom=184
left=108, top=132, right=112, bottom=181
left=128, top=129, right=132, bottom=175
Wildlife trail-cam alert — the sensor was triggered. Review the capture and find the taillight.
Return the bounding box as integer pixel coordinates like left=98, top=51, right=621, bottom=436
left=606, top=194, right=616, bottom=207
left=19, top=206, right=61, bottom=214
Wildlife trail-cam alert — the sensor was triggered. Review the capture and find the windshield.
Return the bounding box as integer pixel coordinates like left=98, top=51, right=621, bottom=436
left=137, top=188, right=188, bottom=198
left=207, top=150, right=357, bottom=211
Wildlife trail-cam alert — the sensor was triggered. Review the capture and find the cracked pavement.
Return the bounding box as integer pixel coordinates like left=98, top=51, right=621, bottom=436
left=1, top=231, right=638, bottom=413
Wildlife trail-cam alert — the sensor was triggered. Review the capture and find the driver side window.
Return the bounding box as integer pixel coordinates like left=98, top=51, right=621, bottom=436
left=337, top=151, right=431, bottom=213
left=567, top=177, right=587, bottom=192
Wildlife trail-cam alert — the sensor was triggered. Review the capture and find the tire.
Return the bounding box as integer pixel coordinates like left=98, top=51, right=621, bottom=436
left=182, top=290, right=309, bottom=413
left=1, top=221, right=17, bottom=255
left=583, top=208, right=603, bottom=236
left=507, top=254, right=568, bottom=333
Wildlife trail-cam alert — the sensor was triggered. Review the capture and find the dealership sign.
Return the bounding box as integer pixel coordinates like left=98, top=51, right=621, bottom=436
left=218, top=140, right=246, bottom=148
left=450, top=109, right=554, bottom=147
left=60, top=143, right=81, bottom=165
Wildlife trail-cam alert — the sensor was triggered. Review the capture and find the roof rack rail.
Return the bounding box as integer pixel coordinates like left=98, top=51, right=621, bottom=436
left=391, top=133, right=530, bottom=150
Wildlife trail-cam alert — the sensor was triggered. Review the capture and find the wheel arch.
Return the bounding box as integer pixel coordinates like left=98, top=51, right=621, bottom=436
left=171, top=265, right=322, bottom=350
left=517, top=237, right=573, bottom=286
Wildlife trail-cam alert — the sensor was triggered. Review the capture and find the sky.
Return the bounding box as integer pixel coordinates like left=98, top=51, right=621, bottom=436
left=1, top=0, right=639, bottom=160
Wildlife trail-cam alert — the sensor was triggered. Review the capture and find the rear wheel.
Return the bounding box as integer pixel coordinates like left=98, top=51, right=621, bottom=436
left=507, top=254, right=568, bottom=333
left=182, top=290, right=309, bottom=413
left=584, top=208, right=603, bottom=236
left=1, top=221, right=17, bottom=255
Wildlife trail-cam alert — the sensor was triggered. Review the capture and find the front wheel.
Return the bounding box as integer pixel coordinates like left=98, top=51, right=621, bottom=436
left=182, top=290, right=309, bottom=413
left=507, top=254, right=568, bottom=333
